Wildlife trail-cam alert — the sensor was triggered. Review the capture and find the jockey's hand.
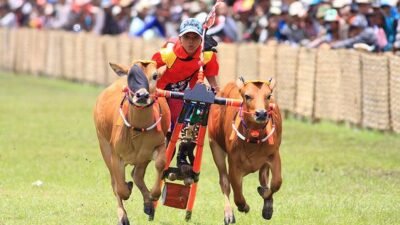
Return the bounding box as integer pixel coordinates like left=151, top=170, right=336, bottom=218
left=211, top=86, right=220, bottom=94
left=204, top=35, right=218, bottom=52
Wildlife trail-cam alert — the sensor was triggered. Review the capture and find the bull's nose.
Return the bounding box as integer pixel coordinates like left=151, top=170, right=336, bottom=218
left=135, top=90, right=149, bottom=99
left=255, top=109, right=267, bottom=120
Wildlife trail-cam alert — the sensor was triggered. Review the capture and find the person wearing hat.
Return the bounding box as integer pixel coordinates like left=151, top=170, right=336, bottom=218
left=354, top=0, right=373, bottom=15
left=307, top=8, right=342, bottom=47
left=151, top=18, right=219, bottom=180
left=280, top=1, right=309, bottom=45
left=0, top=2, right=17, bottom=28
left=379, top=0, right=398, bottom=51
left=330, top=14, right=377, bottom=49
left=368, top=8, right=390, bottom=51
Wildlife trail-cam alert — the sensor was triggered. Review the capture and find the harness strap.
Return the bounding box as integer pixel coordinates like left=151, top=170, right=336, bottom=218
left=229, top=104, right=276, bottom=144
left=231, top=119, right=275, bottom=144
left=118, top=92, right=163, bottom=132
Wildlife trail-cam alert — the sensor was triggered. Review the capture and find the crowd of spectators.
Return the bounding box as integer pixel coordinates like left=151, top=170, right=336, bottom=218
left=1, top=0, right=400, bottom=52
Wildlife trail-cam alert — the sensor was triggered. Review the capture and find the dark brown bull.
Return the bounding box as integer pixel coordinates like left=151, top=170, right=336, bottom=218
left=208, top=78, right=282, bottom=224
left=93, top=60, right=170, bottom=225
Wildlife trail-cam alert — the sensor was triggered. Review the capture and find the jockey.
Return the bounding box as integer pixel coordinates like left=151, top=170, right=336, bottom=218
left=151, top=18, right=219, bottom=176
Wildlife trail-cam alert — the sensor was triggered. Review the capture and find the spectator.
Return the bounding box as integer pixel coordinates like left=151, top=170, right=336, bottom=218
left=49, top=0, right=72, bottom=29
left=332, top=0, right=352, bottom=39
left=101, top=0, right=121, bottom=35
left=65, top=0, right=95, bottom=32
left=308, top=2, right=329, bottom=39
left=308, top=8, right=342, bottom=48
left=280, top=1, right=308, bottom=45
left=267, top=3, right=284, bottom=41
left=91, top=0, right=106, bottom=35
left=128, top=0, right=165, bottom=39
left=355, top=0, right=373, bottom=16
left=246, top=3, right=268, bottom=43
left=112, top=1, right=133, bottom=34
left=233, top=0, right=254, bottom=41
left=368, top=7, right=389, bottom=51
left=207, top=1, right=238, bottom=42
left=330, top=14, right=377, bottom=49
left=0, top=2, right=17, bottom=28
left=379, top=0, right=399, bottom=51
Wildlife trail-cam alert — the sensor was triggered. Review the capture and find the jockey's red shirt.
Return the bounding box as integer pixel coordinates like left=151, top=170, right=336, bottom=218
left=151, top=38, right=219, bottom=92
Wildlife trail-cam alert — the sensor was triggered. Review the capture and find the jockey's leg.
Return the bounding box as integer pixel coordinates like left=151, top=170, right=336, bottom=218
left=177, top=141, right=196, bottom=169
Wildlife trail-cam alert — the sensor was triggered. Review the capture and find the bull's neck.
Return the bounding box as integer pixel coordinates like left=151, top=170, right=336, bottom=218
left=128, top=105, right=154, bottom=129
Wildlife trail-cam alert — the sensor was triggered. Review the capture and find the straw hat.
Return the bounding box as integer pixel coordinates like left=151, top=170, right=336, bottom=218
left=355, top=0, right=372, bottom=4
left=289, top=1, right=307, bottom=17
left=135, top=0, right=153, bottom=12
left=332, top=0, right=352, bottom=8
left=119, top=0, right=133, bottom=7
left=8, top=0, right=23, bottom=10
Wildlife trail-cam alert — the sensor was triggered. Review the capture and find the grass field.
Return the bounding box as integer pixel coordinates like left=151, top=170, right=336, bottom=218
left=0, top=72, right=399, bottom=225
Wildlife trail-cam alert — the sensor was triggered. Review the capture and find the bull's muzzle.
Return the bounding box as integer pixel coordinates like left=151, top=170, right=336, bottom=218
left=134, top=89, right=150, bottom=105
left=255, top=109, right=268, bottom=122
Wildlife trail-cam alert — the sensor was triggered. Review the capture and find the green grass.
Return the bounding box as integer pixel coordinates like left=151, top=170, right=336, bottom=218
left=0, top=72, right=399, bottom=225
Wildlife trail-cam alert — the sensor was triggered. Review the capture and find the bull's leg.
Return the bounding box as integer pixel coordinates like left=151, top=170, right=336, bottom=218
left=259, top=152, right=282, bottom=220
left=258, top=163, right=270, bottom=189
left=97, top=133, right=113, bottom=173
left=229, top=167, right=250, bottom=214
left=131, top=162, right=155, bottom=220
left=210, top=139, right=235, bottom=225
left=257, top=163, right=270, bottom=200
left=97, top=134, right=117, bottom=189
left=150, top=144, right=166, bottom=201
left=110, top=153, right=132, bottom=225
left=269, top=152, right=282, bottom=195
left=116, top=195, right=130, bottom=225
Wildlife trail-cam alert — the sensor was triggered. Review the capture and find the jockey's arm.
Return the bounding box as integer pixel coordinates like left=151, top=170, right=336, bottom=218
left=206, top=76, right=220, bottom=93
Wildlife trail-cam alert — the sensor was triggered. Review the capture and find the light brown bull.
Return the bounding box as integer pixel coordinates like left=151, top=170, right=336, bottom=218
left=208, top=78, right=282, bottom=224
left=93, top=60, right=170, bottom=225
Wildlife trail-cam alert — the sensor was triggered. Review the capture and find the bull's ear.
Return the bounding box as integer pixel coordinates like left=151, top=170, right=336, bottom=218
left=134, top=60, right=156, bottom=68
left=268, top=77, right=276, bottom=90
left=236, top=76, right=245, bottom=89
left=109, top=62, right=129, bottom=76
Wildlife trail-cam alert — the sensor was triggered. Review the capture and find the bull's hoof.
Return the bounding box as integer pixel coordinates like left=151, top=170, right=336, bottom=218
left=224, top=213, right=236, bottom=225
left=262, top=198, right=273, bottom=220
left=117, top=216, right=130, bottom=225
left=237, top=203, right=250, bottom=213
left=144, top=202, right=155, bottom=221
left=185, top=211, right=192, bottom=221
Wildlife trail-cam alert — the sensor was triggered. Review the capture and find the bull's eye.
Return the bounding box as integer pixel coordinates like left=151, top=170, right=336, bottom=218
left=244, top=94, right=252, bottom=101
left=152, top=72, right=158, bottom=81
